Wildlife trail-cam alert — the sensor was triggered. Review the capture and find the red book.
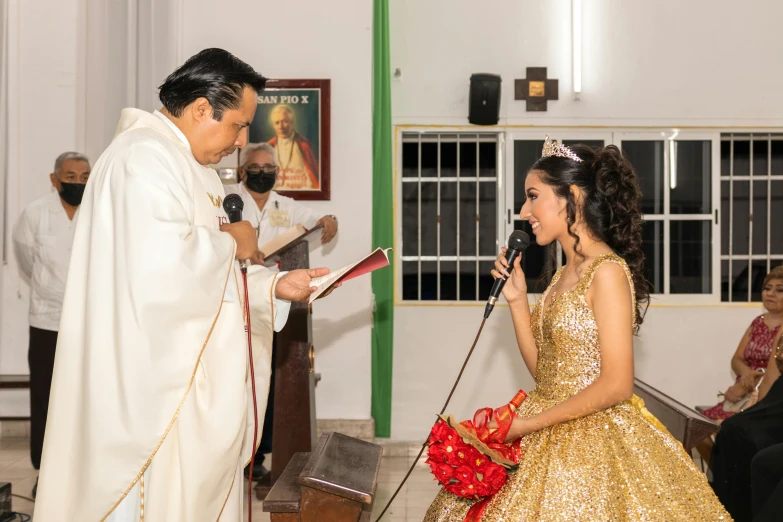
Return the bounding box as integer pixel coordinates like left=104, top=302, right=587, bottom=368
left=309, top=248, right=392, bottom=303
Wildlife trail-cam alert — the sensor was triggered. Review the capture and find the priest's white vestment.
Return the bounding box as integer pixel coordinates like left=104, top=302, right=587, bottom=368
left=33, top=108, right=285, bottom=521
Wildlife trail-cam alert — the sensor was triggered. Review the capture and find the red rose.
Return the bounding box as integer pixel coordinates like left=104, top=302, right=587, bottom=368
left=472, top=454, right=491, bottom=474
left=428, top=462, right=454, bottom=482
left=443, top=481, right=462, bottom=497
left=426, top=443, right=448, bottom=463
left=481, top=463, right=508, bottom=491
left=473, top=480, right=492, bottom=498
left=429, top=421, right=456, bottom=443
left=454, top=465, right=476, bottom=484
left=445, top=481, right=477, bottom=499
left=445, top=444, right=473, bottom=467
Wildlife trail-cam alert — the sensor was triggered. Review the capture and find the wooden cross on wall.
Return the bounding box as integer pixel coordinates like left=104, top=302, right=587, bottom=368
left=515, top=67, right=559, bottom=112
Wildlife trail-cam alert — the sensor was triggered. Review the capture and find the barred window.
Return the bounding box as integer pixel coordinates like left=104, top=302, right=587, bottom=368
left=398, top=129, right=783, bottom=305
left=618, top=134, right=715, bottom=297
left=508, top=131, right=717, bottom=299
left=720, top=134, right=783, bottom=302
left=400, top=133, right=501, bottom=301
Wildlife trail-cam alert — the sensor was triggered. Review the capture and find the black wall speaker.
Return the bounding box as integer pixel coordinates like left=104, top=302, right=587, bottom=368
left=468, top=74, right=501, bottom=125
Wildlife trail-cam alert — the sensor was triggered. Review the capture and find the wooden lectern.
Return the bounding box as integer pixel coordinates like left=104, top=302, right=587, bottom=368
left=633, top=378, right=720, bottom=454
left=255, top=228, right=322, bottom=499
left=263, top=432, right=383, bottom=522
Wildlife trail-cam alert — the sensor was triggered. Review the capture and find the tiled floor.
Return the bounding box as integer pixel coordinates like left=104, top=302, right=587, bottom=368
left=0, top=437, right=438, bottom=521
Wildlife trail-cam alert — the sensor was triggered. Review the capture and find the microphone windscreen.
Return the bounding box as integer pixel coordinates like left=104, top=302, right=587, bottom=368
left=508, top=230, right=531, bottom=251
left=222, top=193, right=244, bottom=214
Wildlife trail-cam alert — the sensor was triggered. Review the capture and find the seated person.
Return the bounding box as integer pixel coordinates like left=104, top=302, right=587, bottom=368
left=751, top=442, right=783, bottom=522
left=710, top=325, right=783, bottom=522
left=701, top=265, right=783, bottom=420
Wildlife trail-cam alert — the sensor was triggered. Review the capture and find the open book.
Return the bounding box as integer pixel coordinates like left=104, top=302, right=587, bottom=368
left=309, top=248, right=392, bottom=303
left=259, top=223, right=323, bottom=258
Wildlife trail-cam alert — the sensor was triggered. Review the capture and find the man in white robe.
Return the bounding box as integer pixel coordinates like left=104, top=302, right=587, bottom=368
left=33, top=48, right=328, bottom=521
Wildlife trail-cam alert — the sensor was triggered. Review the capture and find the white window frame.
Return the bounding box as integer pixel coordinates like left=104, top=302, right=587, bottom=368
left=721, top=133, right=783, bottom=302
left=394, top=125, right=771, bottom=306
left=395, top=128, right=505, bottom=304
left=614, top=131, right=721, bottom=304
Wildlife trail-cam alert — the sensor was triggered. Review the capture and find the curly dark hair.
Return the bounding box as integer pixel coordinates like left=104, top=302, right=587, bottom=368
left=530, top=144, right=651, bottom=327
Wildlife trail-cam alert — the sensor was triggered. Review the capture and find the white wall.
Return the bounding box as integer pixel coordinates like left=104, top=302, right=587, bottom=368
left=392, top=303, right=762, bottom=441
left=79, top=0, right=181, bottom=161
left=0, top=0, right=181, bottom=418
left=391, top=0, right=783, bottom=127
left=0, top=0, right=82, bottom=416
left=180, top=0, right=374, bottom=420
left=0, top=0, right=374, bottom=422
left=388, top=0, right=783, bottom=440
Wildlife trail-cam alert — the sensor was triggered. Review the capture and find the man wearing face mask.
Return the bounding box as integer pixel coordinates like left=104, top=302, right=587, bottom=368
left=226, top=142, right=337, bottom=266
left=12, top=151, right=90, bottom=498
left=224, top=142, right=337, bottom=481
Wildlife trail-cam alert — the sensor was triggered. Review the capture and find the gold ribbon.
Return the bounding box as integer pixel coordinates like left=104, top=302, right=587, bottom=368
left=630, top=394, right=670, bottom=435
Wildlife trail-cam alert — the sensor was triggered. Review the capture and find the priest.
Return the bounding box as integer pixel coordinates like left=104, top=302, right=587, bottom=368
left=33, top=48, right=328, bottom=521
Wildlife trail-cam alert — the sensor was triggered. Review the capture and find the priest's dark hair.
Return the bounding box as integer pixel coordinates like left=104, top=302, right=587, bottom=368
left=158, top=48, right=267, bottom=121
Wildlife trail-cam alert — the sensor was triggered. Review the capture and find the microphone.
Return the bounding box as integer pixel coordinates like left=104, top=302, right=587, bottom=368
left=223, top=193, right=244, bottom=224
left=484, top=230, right=531, bottom=319
left=222, top=194, right=249, bottom=272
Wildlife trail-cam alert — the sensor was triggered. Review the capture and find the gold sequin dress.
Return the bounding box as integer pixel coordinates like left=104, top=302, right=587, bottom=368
left=423, top=254, right=731, bottom=521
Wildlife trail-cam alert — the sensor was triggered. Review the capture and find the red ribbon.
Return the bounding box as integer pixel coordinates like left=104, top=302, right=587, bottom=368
left=457, top=390, right=527, bottom=463
left=464, top=497, right=491, bottom=522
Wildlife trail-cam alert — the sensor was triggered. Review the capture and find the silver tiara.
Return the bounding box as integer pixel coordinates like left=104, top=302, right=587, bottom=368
left=542, top=135, right=583, bottom=163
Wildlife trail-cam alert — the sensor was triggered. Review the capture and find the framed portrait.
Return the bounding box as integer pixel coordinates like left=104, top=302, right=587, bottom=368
left=247, top=79, right=331, bottom=201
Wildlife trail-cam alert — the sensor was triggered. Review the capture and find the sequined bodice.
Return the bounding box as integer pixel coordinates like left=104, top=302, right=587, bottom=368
left=529, top=253, right=636, bottom=403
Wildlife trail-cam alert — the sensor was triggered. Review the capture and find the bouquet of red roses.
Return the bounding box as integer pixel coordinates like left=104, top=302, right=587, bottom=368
left=425, top=390, right=527, bottom=500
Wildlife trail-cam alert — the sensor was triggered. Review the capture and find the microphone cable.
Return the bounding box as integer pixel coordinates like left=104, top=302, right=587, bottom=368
left=373, top=317, right=488, bottom=521
left=241, top=264, right=260, bottom=522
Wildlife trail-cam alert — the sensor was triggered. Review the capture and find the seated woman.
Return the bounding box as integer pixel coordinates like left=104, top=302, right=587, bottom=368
left=701, top=266, right=783, bottom=421
left=710, top=323, right=783, bottom=522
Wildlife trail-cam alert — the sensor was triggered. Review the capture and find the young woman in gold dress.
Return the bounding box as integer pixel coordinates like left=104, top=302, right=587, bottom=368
left=423, top=139, right=731, bottom=521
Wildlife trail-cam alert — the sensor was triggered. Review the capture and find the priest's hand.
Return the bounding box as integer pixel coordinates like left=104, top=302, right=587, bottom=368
left=220, top=221, right=258, bottom=260
left=276, top=267, right=331, bottom=302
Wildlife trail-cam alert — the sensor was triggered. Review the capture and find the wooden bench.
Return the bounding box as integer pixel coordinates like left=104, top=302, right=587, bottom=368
left=0, top=375, right=30, bottom=390
left=634, top=378, right=719, bottom=454
left=263, top=432, right=382, bottom=522
left=0, top=375, right=30, bottom=422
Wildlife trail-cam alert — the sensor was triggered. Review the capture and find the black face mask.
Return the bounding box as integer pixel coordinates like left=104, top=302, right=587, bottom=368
left=245, top=171, right=277, bottom=194
left=59, top=182, right=86, bottom=206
